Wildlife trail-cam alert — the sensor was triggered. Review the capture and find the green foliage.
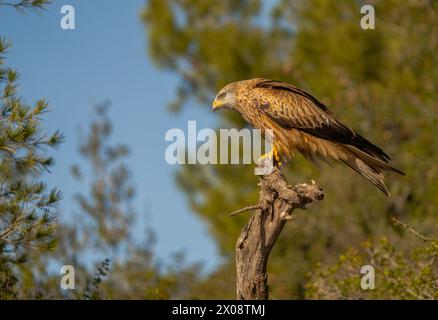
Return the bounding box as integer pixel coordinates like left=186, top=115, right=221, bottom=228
left=0, top=37, right=62, bottom=297
left=307, top=232, right=438, bottom=299
left=143, top=0, right=438, bottom=298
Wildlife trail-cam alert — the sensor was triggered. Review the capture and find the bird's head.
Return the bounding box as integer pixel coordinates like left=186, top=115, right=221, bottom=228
left=212, top=83, right=237, bottom=112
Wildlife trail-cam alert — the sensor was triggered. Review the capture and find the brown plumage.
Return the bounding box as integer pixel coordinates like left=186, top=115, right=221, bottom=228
left=212, top=78, right=404, bottom=195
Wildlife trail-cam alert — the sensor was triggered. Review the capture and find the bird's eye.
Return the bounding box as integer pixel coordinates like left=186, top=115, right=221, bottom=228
left=217, top=92, right=227, bottom=100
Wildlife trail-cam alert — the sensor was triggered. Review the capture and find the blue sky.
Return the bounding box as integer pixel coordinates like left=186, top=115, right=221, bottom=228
left=0, top=0, right=220, bottom=271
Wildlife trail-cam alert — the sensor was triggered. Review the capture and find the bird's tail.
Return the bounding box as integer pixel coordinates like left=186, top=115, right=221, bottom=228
left=341, top=146, right=405, bottom=196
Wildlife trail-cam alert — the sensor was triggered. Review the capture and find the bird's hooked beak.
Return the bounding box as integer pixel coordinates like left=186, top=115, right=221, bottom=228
left=212, top=99, right=222, bottom=112
left=212, top=88, right=236, bottom=111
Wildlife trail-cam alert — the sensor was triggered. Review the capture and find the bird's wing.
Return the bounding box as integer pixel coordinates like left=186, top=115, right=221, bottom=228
left=253, top=79, right=391, bottom=163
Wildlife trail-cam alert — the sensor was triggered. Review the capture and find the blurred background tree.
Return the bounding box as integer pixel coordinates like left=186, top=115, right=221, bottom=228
left=142, top=0, right=438, bottom=298
left=60, top=102, right=200, bottom=299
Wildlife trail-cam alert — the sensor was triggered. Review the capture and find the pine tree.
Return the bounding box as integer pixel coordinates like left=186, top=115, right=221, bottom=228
left=0, top=37, right=62, bottom=298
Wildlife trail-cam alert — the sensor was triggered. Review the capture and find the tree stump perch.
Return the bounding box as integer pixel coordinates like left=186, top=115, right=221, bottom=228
left=234, top=166, right=324, bottom=300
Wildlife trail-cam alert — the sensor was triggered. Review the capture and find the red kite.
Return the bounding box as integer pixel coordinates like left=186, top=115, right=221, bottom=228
left=212, top=78, right=404, bottom=195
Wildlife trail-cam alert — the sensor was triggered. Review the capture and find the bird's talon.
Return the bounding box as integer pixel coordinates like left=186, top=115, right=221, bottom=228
left=257, top=147, right=282, bottom=168
left=258, top=149, right=273, bottom=162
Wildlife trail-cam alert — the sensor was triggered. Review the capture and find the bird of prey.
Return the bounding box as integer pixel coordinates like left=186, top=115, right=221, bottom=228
left=212, top=78, right=404, bottom=195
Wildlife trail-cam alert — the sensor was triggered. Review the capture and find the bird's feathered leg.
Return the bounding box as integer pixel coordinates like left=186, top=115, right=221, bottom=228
left=273, top=146, right=282, bottom=167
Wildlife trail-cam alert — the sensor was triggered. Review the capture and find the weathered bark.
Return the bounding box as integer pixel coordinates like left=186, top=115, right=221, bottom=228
left=235, top=166, right=324, bottom=300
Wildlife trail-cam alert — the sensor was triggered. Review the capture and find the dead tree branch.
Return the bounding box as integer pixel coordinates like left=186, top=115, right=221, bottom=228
left=234, top=166, right=324, bottom=300
left=391, top=217, right=438, bottom=250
